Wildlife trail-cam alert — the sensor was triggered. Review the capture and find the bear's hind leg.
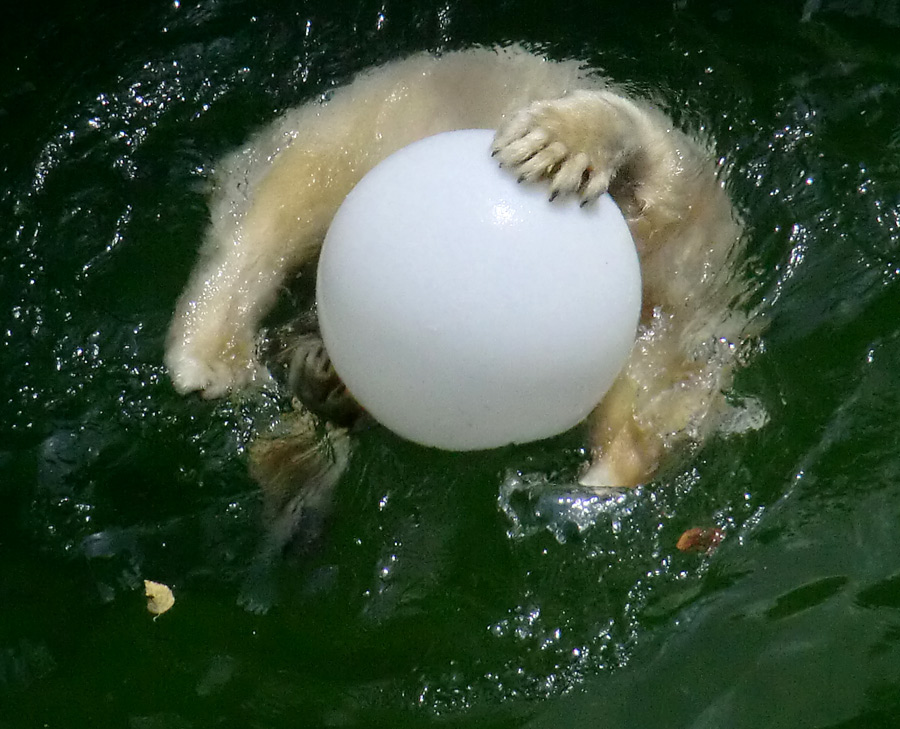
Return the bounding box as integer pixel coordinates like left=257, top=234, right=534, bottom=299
left=577, top=375, right=664, bottom=490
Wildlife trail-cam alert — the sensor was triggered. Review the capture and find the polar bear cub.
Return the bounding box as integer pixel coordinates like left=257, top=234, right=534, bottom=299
left=166, top=45, right=756, bottom=496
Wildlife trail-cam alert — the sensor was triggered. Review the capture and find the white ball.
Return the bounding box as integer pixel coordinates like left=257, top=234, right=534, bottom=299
left=317, top=129, right=641, bottom=451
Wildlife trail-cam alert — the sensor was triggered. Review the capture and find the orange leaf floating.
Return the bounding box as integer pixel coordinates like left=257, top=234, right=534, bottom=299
left=676, top=527, right=724, bottom=553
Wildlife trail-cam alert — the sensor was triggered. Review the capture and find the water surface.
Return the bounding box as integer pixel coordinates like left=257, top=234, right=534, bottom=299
left=2, top=1, right=900, bottom=726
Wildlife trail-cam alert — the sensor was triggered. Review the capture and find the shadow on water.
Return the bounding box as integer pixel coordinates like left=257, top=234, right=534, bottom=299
left=2, top=0, right=900, bottom=726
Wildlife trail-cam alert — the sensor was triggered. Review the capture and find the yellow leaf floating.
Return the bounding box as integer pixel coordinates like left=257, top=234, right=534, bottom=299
left=144, top=580, right=175, bottom=618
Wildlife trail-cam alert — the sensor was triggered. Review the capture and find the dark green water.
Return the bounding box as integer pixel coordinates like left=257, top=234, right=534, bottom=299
left=2, top=1, right=900, bottom=726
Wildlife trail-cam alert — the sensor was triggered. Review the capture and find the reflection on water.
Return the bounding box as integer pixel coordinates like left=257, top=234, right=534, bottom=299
left=2, top=0, right=900, bottom=725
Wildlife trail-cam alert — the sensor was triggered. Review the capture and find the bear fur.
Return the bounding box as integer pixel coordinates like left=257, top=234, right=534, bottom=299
left=165, top=46, right=757, bottom=519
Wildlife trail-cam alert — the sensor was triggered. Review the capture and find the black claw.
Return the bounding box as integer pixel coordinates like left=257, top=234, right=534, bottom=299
left=549, top=190, right=559, bottom=202
left=289, top=335, right=363, bottom=428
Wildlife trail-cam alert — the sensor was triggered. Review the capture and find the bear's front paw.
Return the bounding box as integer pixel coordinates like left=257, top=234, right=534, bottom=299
left=492, top=91, right=633, bottom=204
left=166, top=343, right=261, bottom=399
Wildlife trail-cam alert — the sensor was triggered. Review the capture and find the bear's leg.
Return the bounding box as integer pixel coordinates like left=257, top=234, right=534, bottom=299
left=240, top=409, right=352, bottom=612
left=165, top=136, right=364, bottom=397
left=576, top=375, right=663, bottom=490
left=493, top=90, right=741, bottom=490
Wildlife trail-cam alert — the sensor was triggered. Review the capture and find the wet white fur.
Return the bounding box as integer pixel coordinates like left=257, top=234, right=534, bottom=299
left=166, top=46, right=754, bottom=489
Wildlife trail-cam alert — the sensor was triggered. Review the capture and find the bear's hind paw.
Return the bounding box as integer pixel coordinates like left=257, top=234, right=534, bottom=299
left=287, top=335, right=362, bottom=427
